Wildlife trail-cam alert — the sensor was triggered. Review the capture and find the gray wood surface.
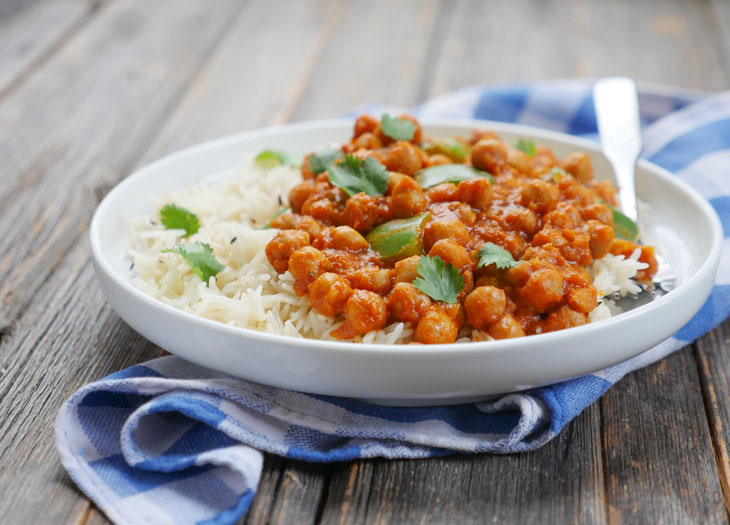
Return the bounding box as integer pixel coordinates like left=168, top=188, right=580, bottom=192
left=0, top=0, right=728, bottom=523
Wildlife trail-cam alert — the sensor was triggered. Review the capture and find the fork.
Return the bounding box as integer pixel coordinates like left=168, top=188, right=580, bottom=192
left=593, top=77, right=677, bottom=301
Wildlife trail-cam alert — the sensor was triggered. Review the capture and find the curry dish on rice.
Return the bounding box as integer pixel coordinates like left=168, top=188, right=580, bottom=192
left=264, top=114, right=657, bottom=344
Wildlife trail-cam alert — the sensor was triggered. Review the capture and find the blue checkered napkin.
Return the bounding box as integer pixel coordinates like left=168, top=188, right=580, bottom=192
left=57, top=81, right=730, bottom=525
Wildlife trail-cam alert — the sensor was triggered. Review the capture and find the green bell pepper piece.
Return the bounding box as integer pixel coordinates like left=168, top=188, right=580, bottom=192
left=366, top=212, right=430, bottom=262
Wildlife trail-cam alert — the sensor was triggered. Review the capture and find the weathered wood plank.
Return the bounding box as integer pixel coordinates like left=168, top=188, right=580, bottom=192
left=601, top=347, right=728, bottom=523
left=316, top=404, right=605, bottom=524
left=695, top=319, right=730, bottom=514
left=136, top=0, right=347, bottom=161
left=0, top=0, right=101, bottom=100
left=291, top=0, right=442, bottom=120
left=0, top=0, right=244, bottom=331
left=0, top=0, right=251, bottom=521
left=424, top=0, right=580, bottom=97
left=0, top=0, right=346, bottom=522
left=0, top=237, right=166, bottom=521
left=710, top=0, right=730, bottom=65
left=581, top=0, right=730, bottom=90
left=423, top=0, right=729, bottom=99
left=244, top=459, right=332, bottom=525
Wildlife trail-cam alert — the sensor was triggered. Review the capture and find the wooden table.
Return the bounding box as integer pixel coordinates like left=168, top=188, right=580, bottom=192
left=1, top=0, right=728, bottom=523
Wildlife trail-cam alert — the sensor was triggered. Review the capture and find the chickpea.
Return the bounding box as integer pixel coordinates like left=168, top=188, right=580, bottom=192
left=330, top=225, right=369, bottom=251
left=460, top=269, right=475, bottom=301
left=415, top=308, right=458, bottom=344
left=426, top=182, right=459, bottom=203
left=430, top=201, right=476, bottom=226
left=288, top=181, right=314, bottom=213
left=341, top=193, right=378, bottom=232
left=386, top=172, right=407, bottom=194
left=304, top=198, right=337, bottom=223
left=428, top=239, right=471, bottom=271
left=423, top=219, right=471, bottom=250
left=508, top=148, right=534, bottom=174
left=543, top=202, right=582, bottom=229
left=471, top=139, right=508, bottom=173
left=521, top=179, right=560, bottom=214
left=270, top=213, right=322, bottom=238
left=288, top=246, right=332, bottom=295
left=395, top=255, right=421, bottom=283
left=562, top=152, right=594, bottom=183
left=352, top=132, right=382, bottom=151
left=456, top=177, right=492, bottom=210
left=300, top=153, right=315, bottom=179
left=533, top=145, right=559, bottom=172
left=557, top=230, right=592, bottom=266
left=469, top=129, right=500, bottom=145
left=387, top=282, right=431, bottom=323
left=464, top=286, right=507, bottom=330
left=487, top=314, right=525, bottom=339
left=499, top=206, right=538, bottom=235
left=593, top=180, right=618, bottom=206
left=586, top=219, right=615, bottom=259
left=354, top=114, right=379, bottom=138
left=390, top=176, right=426, bottom=218
left=384, top=141, right=423, bottom=176
left=541, top=305, right=587, bottom=333
left=265, top=229, right=310, bottom=273
left=428, top=153, right=452, bottom=166
left=346, top=267, right=394, bottom=295
left=580, top=203, right=613, bottom=225
left=519, top=267, right=564, bottom=313
left=308, top=272, right=353, bottom=316
left=344, top=290, right=388, bottom=334
left=566, top=286, right=598, bottom=314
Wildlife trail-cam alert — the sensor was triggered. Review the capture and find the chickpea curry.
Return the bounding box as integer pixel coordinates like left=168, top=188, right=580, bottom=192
left=264, top=114, right=657, bottom=344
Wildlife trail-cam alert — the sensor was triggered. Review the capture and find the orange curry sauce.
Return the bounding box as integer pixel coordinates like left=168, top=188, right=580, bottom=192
left=265, top=115, right=657, bottom=344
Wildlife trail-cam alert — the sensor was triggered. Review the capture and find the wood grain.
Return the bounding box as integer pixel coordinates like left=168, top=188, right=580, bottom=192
left=316, top=404, right=606, bottom=525
left=291, top=0, right=442, bottom=120
left=601, top=347, right=728, bottom=523
left=0, top=0, right=100, bottom=100
left=581, top=0, right=730, bottom=90
left=0, top=0, right=347, bottom=523
left=424, top=0, right=582, bottom=97
left=0, top=236, right=165, bottom=521
left=696, top=319, right=730, bottom=515
left=0, top=0, right=244, bottom=331
left=0, top=0, right=729, bottom=523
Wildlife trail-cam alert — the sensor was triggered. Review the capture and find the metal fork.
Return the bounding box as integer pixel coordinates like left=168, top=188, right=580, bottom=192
left=593, top=77, right=676, bottom=303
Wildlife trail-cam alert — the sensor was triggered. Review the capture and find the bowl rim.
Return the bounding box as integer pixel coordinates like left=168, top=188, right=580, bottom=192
left=89, top=117, right=724, bottom=358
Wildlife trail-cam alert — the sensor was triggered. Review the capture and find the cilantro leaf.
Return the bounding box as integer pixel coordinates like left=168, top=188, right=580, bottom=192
left=607, top=204, right=639, bottom=241
left=255, top=150, right=302, bottom=169
left=381, top=114, right=416, bottom=141
left=412, top=255, right=464, bottom=304
left=326, top=154, right=389, bottom=197
left=162, top=242, right=225, bottom=285
left=477, top=242, right=517, bottom=269
left=515, top=139, right=536, bottom=157
left=160, top=204, right=200, bottom=237
left=415, top=164, right=493, bottom=188
left=309, top=147, right=344, bottom=175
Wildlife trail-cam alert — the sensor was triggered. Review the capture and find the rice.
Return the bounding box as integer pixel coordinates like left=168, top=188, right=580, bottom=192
left=129, top=154, right=648, bottom=343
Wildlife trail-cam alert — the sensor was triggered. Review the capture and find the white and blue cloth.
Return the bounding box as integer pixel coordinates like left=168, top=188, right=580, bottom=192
left=56, top=81, right=730, bottom=525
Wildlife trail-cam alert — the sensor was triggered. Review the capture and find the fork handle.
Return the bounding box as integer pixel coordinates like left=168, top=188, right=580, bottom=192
left=593, top=78, right=642, bottom=223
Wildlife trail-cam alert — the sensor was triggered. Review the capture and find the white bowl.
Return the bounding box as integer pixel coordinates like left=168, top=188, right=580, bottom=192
left=90, top=119, right=723, bottom=406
